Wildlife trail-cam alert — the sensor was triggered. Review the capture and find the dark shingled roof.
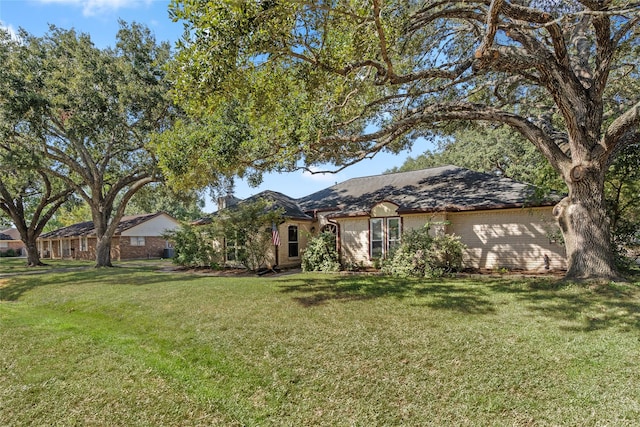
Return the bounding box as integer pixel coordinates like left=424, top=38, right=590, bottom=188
left=0, top=228, right=20, bottom=240
left=196, top=190, right=313, bottom=225
left=40, top=213, right=165, bottom=239
left=298, top=165, right=559, bottom=217
left=244, top=190, right=312, bottom=220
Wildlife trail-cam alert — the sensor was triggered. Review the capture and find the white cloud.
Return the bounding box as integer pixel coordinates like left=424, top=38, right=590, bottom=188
left=302, top=166, right=341, bottom=183
left=0, top=20, right=20, bottom=40
left=36, top=0, right=152, bottom=17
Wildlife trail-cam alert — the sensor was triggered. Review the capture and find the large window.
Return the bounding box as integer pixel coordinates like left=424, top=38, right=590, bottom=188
left=370, top=217, right=401, bottom=259
left=80, top=237, right=88, bottom=252
left=288, top=225, right=299, bottom=257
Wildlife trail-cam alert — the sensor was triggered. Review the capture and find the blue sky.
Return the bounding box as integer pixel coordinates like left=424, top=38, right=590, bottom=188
left=0, top=0, right=431, bottom=211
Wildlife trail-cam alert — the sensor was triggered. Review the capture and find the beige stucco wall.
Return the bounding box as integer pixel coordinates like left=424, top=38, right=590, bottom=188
left=370, top=202, right=399, bottom=218
left=447, top=207, right=566, bottom=271
left=333, top=205, right=566, bottom=271
left=273, top=220, right=313, bottom=268
left=336, top=217, right=370, bottom=267
left=402, top=213, right=447, bottom=236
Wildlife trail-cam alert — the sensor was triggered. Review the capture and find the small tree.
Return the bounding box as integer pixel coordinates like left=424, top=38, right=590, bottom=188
left=301, top=232, right=341, bottom=273
left=165, top=223, right=220, bottom=268
left=212, top=198, right=283, bottom=271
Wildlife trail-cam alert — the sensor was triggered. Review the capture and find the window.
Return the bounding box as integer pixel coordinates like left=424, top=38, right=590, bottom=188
left=80, top=237, right=88, bottom=252
left=288, top=225, right=299, bottom=257
left=130, top=236, right=145, bottom=246
left=226, top=238, right=240, bottom=262
left=387, top=218, right=401, bottom=253
left=0, top=241, right=8, bottom=249
left=370, top=218, right=384, bottom=258
left=370, top=217, right=401, bottom=259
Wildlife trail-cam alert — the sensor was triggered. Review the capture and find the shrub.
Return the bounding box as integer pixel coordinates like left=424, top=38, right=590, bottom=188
left=165, top=223, right=221, bottom=268
left=2, top=249, right=17, bottom=257
left=301, top=232, right=341, bottom=272
left=382, top=226, right=465, bottom=278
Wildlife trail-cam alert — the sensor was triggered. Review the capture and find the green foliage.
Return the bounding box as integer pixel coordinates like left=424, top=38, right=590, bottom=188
left=164, top=223, right=221, bottom=268
left=0, top=249, right=18, bottom=257
left=212, top=198, right=284, bottom=271
left=606, top=142, right=640, bottom=270
left=164, top=1, right=640, bottom=279
left=0, top=23, right=177, bottom=266
left=382, top=225, right=465, bottom=278
left=166, top=198, right=282, bottom=271
left=126, top=183, right=206, bottom=221
left=301, top=232, right=341, bottom=272
left=389, top=125, right=566, bottom=197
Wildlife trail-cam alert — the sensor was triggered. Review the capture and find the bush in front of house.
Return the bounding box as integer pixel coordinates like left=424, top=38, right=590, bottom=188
left=165, top=223, right=221, bottom=268
left=382, top=226, right=466, bottom=278
left=302, top=232, right=341, bottom=272
left=0, top=249, right=18, bottom=257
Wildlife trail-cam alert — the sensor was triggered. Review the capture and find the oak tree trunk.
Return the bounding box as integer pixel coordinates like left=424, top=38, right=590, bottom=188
left=25, top=240, right=44, bottom=267
left=95, top=235, right=113, bottom=268
left=553, top=166, right=619, bottom=282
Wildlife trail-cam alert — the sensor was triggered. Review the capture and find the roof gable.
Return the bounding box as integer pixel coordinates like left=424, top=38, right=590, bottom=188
left=0, top=228, right=21, bottom=240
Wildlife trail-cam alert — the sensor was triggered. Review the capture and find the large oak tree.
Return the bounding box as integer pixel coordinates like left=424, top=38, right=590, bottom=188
left=6, top=23, right=176, bottom=267
left=0, top=30, right=73, bottom=266
left=158, top=0, right=640, bottom=281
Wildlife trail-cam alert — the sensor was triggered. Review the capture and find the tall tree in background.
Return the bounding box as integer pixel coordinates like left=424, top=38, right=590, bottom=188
left=125, top=183, right=205, bottom=221
left=8, top=23, right=176, bottom=267
left=389, top=125, right=564, bottom=194
left=158, top=0, right=640, bottom=281
left=0, top=30, right=73, bottom=266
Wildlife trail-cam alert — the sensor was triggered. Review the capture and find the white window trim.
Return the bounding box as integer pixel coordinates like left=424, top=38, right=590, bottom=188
left=370, top=217, right=401, bottom=259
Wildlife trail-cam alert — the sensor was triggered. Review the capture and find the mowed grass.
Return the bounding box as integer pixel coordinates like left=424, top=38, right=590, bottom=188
left=1, top=265, right=640, bottom=426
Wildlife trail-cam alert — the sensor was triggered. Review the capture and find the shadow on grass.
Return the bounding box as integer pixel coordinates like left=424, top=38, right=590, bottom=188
left=489, top=279, right=640, bottom=332
left=276, top=274, right=640, bottom=331
left=276, top=275, right=496, bottom=314
left=0, top=266, right=200, bottom=302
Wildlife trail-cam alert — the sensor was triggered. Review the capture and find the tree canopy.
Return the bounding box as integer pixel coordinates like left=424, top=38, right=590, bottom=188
left=0, top=30, right=72, bottom=266
left=160, top=0, right=640, bottom=281
left=3, top=23, right=177, bottom=266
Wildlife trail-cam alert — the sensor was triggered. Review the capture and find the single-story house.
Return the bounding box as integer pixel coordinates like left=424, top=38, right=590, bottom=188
left=218, top=165, right=566, bottom=272
left=0, top=228, right=26, bottom=256
left=199, top=190, right=315, bottom=269
left=37, top=212, right=180, bottom=261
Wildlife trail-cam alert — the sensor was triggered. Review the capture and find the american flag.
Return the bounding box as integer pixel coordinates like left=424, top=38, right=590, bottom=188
left=271, top=222, right=280, bottom=246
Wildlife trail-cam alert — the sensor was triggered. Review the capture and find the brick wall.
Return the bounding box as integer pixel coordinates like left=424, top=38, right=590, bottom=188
left=119, top=236, right=168, bottom=260
left=0, top=241, right=25, bottom=256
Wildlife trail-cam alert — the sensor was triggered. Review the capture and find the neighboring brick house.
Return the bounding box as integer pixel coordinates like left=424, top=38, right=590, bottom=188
left=0, top=228, right=26, bottom=256
left=37, top=212, right=180, bottom=261
left=216, top=166, right=566, bottom=272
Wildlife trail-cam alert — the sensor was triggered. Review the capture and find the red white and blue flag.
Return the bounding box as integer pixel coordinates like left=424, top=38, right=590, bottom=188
left=272, top=222, right=280, bottom=246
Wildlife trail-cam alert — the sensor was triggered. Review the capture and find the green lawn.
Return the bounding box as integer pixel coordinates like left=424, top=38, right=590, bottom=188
left=1, top=265, right=639, bottom=426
